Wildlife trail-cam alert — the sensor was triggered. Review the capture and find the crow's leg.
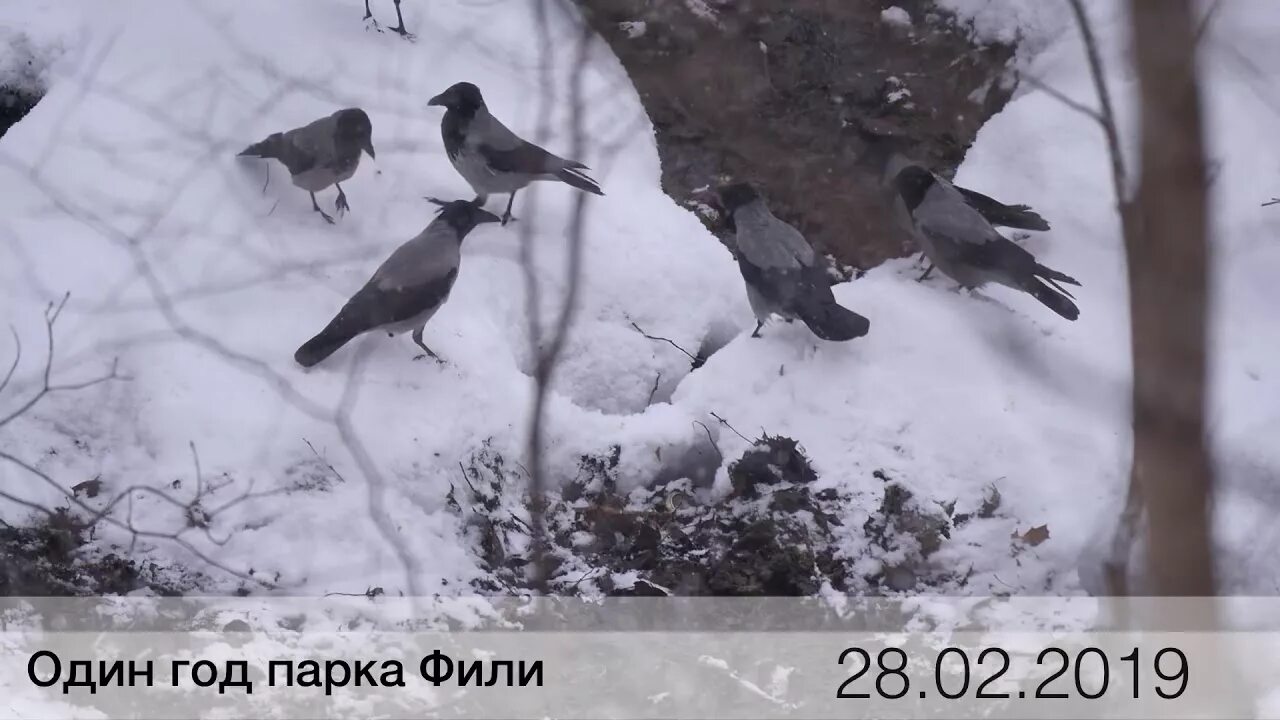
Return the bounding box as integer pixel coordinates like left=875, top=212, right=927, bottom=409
left=363, top=0, right=382, bottom=30
left=917, top=260, right=934, bottom=282
left=411, top=326, right=444, bottom=364
left=750, top=320, right=764, bottom=339
left=501, top=191, right=518, bottom=226
left=311, top=192, right=335, bottom=224
left=390, top=0, right=415, bottom=38
left=335, top=183, right=350, bottom=215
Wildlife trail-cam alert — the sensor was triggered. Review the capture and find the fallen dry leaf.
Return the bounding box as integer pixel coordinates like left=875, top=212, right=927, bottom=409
left=1012, top=524, right=1050, bottom=547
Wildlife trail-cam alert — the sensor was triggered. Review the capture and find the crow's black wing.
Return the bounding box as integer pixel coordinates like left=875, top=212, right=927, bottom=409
left=955, top=186, right=1051, bottom=231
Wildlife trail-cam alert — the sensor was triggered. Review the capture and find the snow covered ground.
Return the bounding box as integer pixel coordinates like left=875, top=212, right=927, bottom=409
left=1, top=0, right=1278, bottom=601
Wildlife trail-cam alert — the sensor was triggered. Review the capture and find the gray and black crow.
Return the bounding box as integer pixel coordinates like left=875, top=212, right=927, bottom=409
left=879, top=157, right=1081, bottom=321
left=427, top=82, right=603, bottom=225
left=238, top=108, right=376, bottom=224
left=877, top=151, right=1051, bottom=280
left=363, top=0, right=413, bottom=38
left=716, top=183, right=870, bottom=341
left=294, top=199, right=500, bottom=367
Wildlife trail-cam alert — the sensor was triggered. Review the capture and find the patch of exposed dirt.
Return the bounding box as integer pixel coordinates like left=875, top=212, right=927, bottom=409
left=575, top=0, right=1016, bottom=269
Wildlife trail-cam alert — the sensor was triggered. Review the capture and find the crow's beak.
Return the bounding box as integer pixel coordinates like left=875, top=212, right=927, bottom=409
left=364, top=140, right=376, bottom=160
left=427, top=92, right=446, bottom=107
left=476, top=209, right=501, bottom=224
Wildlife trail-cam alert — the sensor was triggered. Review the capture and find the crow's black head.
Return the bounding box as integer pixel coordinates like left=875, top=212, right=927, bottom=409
left=335, top=108, right=375, bottom=159
left=715, top=182, right=760, bottom=214
left=427, top=82, right=485, bottom=115
left=892, top=165, right=937, bottom=213
left=426, top=197, right=500, bottom=235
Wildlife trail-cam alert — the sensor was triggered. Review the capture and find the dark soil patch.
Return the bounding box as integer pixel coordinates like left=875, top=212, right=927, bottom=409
left=575, top=0, right=1016, bottom=270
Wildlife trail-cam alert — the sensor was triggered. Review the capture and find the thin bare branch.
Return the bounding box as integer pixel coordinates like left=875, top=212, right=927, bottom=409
left=0, top=295, right=124, bottom=429
left=1194, top=0, right=1224, bottom=46
left=0, top=325, right=20, bottom=396
left=1020, top=74, right=1104, bottom=124
left=520, top=0, right=597, bottom=592
left=1068, top=0, right=1130, bottom=206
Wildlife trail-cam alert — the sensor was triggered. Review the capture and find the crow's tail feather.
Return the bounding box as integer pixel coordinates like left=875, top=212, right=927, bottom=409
left=797, top=301, right=871, bottom=342
left=557, top=167, right=604, bottom=196
left=1023, top=277, right=1079, bottom=321
left=294, top=321, right=360, bottom=368
left=1034, top=263, right=1080, bottom=288
left=238, top=133, right=283, bottom=159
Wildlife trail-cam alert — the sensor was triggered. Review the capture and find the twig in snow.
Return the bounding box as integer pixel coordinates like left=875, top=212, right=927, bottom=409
left=457, top=461, right=481, bottom=497
left=647, top=372, right=662, bottom=405
left=569, top=568, right=600, bottom=591
left=693, top=420, right=722, bottom=462
left=323, top=586, right=384, bottom=599
left=710, top=411, right=751, bottom=444
left=1262, top=197, right=1279, bottom=207
left=304, top=438, right=347, bottom=484
left=629, top=321, right=702, bottom=368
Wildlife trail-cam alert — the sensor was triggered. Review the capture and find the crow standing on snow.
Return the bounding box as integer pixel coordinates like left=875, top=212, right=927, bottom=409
left=238, top=108, right=376, bottom=224
left=427, top=82, right=603, bottom=225
left=363, top=0, right=412, bottom=38
left=715, top=183, right=870, bottom=341
left=873, top=152, right=1082, bottom=321
left=876, top=151, right=1052, bottom=280
left=294, top=199, right=500, bottom=367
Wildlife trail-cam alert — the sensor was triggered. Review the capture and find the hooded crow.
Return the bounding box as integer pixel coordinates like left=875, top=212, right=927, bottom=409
left=238, top=108, right=376, bottom=224
left=716, top=183, right=870, bottom=341
left=363, top=0, right=413, bottom=38
left=868, top=143, right=1052, bottom=232
left=294, top=199, right=500, bottom=367
left=427, top=82, right=603, bottom=225
left=880, top=158, right=1081, bottom=321
left=870, top=144, right=1049, bottom=279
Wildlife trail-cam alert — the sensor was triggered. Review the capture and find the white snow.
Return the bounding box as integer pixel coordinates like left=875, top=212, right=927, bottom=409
left=0, top=0, right=745, bottom=596
left=880, top=7, right=912, bottom=30
left=619, top=21, right=647, bottom=40
left=2, top=0, right=1279, bottom=604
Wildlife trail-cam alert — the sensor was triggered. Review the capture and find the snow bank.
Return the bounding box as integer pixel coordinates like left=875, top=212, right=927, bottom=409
left=0, top=0, right=745, bottom=595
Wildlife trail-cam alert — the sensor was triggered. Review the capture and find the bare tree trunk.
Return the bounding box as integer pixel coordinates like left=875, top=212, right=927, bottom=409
left=1127, top=0, right=1215, bottom=596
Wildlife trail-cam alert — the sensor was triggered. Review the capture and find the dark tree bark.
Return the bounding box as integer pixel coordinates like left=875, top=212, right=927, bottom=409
left=1127, top=0, right=1215, bottom=596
